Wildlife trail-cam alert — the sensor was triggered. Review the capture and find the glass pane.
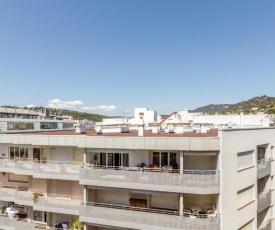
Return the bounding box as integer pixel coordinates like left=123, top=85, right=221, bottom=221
left=20, top=147, right=25, bottom=158
left=10, top=147, right=15, bottom=159
left=15, top=147, right=19, bottom=158
left=123, top=154, right=129, bottom=167
left=100, top=153, right=106, bottom=166
left=107, top=153, right=113, bottom=167
left=33, top=148, right=41, bottom=161
left=161, top=152, right=168, bottom=166
left=33, top=210, right=43, bottom=222
left=170, top=153, right=178, bottom=167
left=152, top=152, right=159, bottom=166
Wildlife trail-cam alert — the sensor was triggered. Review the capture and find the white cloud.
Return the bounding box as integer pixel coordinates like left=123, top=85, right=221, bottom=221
left=82, top=106, right=98, bottom=111
left=26, top=104, right=36, bottom=108
left=45, top=98, right=117, bottom=113
left=47, top=98, right=84, bottom=109
left=82, top=105, right=117, bottom=112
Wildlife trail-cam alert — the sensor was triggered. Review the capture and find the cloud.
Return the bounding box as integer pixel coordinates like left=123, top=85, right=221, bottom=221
left=47, top=98, right=84, bottom=109
left=83, top=105, right=117, bottom=112
left=45, top=98, right=117, bottom=113
left=26, top=104, right=36, bottom=108
left=82, top=106, right=98, bottom=111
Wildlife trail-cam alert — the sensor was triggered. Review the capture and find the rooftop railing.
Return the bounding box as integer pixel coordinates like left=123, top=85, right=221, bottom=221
left=257, top=158, right=272, bottom=179
left=257, top=190, right=272, bottom=213
left=35, top=193, right=83, bottom=210
left=80, top=165, right=220, bottom=189
left=80, top=202, right=220, bottom=230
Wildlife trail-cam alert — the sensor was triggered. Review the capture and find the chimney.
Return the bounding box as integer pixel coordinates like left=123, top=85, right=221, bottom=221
left=240, top=112, right=244, bottom=128
left=138, top=118, right=144, bottom=137
left=75, top=120, right=86, bottom=134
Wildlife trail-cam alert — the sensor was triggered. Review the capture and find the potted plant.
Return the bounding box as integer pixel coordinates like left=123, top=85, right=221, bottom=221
left=32, top=192, right=44, bottom=203
left=72, top=220, right=83, bottom=230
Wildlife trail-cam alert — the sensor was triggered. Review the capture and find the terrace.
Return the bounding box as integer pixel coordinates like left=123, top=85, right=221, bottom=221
left=80, top=164, right=220, bottom=194
left=80, top=202, right=220, bottom=230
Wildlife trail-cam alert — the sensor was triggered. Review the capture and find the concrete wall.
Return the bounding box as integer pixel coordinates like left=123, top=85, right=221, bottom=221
left=220, top=128, right=275, bottom=230
left=97, top=189, right=129, bottom=206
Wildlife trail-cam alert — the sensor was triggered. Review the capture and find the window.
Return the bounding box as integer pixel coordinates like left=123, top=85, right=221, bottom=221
left=151, top=152, right=178, bottom=168
left=9, top=146, right=28, bottom=159
left=99, top=152, right=129, bottom=167
left=237, top=151, right=254, bottom=170
left=237, top=185, right=254, bottom=208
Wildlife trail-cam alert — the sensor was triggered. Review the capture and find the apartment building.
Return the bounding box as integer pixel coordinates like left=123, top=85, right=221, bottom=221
left=0, top=125, right=274, bottom=230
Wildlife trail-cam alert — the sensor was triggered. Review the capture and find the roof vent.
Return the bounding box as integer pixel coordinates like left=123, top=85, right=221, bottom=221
left=75, top=120, right=86, bottom=134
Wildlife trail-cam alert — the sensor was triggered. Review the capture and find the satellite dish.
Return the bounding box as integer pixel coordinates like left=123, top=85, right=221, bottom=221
left=228, top=122, right=234, bottom=128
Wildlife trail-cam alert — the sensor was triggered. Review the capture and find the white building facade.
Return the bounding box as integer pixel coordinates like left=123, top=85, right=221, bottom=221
left=0, top=127, right=273, bottom=230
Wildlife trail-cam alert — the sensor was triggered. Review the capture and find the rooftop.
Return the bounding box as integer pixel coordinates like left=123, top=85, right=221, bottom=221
left=12, top=128, right=219, bottom=137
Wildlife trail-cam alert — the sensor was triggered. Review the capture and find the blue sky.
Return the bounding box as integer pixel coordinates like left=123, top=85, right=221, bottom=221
left=0, top=1, right=274, bottom=115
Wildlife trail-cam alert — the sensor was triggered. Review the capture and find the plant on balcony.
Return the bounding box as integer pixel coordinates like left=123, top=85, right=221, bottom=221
left=32, top=192, right=44, bottom=203
left=72, top=220, right=83, bottom=230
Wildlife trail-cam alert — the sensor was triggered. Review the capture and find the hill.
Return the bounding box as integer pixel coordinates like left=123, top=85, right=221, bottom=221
left=219, top=95, right=275, bottom=114
left=191, top=104, right=231, bottom=114
left=1, top=106, right=112, bottom=122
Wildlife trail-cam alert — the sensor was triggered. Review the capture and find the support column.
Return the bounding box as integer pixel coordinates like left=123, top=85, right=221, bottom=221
left=84, top=148, right=87, bottom=164
left=84, top=185, right=88, bottom=204
left=179, top=193, right=184, bottom=217
left=180, top=151, right=184, bottom=175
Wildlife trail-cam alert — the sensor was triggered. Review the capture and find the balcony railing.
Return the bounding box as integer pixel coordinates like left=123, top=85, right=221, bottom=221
left=15, top=188, right=37, bottom=206
left=14, top=219, right=40, bottom=230
left=258, top=158, right=272, bottom=179
left=34, top=193, right=82, bottom=215
left=258, top=190, right=272, bottom=212
left=80, top=165, right=220, bottom=192
left=0, top=214, right=16, bottom=228
left=80, top=202, right=220, bottom=230
left=33, top=161, right=81, bottom=180
left=258, top=219, right=271, bottom=230
left=0, top=184, right=19, bottom=202
left=15, top=159, right=34, bottom=175
left=0, top=158, right=16, bottom=172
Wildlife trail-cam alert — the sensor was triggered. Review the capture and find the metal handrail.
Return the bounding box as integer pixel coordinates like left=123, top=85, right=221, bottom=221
left=81, top=164, right=219, bottom=175
left=83, top=202, right=219, bottom=219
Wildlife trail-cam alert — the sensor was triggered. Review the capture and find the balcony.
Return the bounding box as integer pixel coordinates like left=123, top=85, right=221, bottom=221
left=258, top=219, right=271, bottom=230
left=33, top=193, right=82, bottom=215
left=258, top=158, right=272, bottom=179
left=0, top=158, right=15, bottom=173
left=15, top=159, right=34, bottom=175
left=80, top=202, right=220, bottom=230
left=0, top=214, right=48, bottom=230
left=0, top=214, right=15, bottom=230
left=80, top=165, right=220, bottom=194
left=0, top=184, right=19, bottom=202
left=15, top=188, right=37, bottom=206
left=257, top=190, right=272, bottom=212
left=33, top=161, right=81, bottom=180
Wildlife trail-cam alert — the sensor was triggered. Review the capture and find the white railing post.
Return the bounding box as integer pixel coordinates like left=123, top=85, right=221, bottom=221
left=180, top=151, right=184, bottom=175
left=179, top=193, right=184, bottom=218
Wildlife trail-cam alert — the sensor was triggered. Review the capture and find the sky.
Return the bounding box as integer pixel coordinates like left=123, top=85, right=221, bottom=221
left=0, top=0, right=274, bottom=116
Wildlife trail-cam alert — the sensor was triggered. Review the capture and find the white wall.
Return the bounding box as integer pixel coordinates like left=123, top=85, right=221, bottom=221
left=221, top=128, right=275, bottom=230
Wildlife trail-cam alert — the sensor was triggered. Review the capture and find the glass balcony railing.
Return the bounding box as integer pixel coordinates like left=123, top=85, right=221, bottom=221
left=257, top=158, right=272, bottom=179
left=257, top=190, right=272, bottom=212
